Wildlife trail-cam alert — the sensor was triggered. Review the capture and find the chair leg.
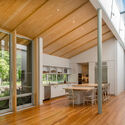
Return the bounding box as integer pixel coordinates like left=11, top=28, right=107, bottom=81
left=72, top=99, right=74, bottom=107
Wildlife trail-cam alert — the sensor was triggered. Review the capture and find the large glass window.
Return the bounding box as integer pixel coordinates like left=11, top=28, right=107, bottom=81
left=16, top=37, right=33, bottom=108
left=116, top=0, right=125, bottom=13
left=0, top=32, right=11, bottom=112
left=42, top=74, right=68, bottom=84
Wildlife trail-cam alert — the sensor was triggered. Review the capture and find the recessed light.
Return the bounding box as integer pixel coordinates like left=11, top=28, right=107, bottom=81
left=72, top=20, right=76, bottom=24
left=57, top=9, right=60, bottom=12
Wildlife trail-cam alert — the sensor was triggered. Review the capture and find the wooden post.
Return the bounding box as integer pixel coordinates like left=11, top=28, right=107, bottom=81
left=33, top=38, right=39, bottom=106
left=11, top=30, right=17, bottom=112
left=97, top=8, right=102, bottom=114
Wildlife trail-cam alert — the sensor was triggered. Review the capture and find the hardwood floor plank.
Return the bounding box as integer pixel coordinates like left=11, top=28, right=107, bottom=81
left=1, top=92, right=125, bottom=125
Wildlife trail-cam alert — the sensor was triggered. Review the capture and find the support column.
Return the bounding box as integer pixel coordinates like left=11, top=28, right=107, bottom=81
left=38, top=37, right=43, bottom=105
left=33, top=38, right=39, bottom=106
left=97, top=8, right=102, bottom=114
left=11, top=30, right=17, bottom=112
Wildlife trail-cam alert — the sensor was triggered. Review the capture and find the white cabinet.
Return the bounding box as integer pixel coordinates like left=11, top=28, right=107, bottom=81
left=51, top=85, right=58, bottom=98
left=51, top=85, right=66, bottom=98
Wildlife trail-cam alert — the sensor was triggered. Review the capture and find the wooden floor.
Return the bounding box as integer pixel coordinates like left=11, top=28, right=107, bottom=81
left=1, top=92, right=125, bottom=125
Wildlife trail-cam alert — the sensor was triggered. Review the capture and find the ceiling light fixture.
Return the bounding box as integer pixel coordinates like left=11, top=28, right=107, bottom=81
left=73, top=20, right=76, bottom=24
left=57, top=9, right=60, bottom=12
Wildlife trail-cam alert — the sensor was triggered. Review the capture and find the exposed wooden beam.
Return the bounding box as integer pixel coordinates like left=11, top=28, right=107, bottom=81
left=50, top=23, right=106, bottom=55
left=16, top=34, right=33, bottom=41
left=59, top=29, right=110, bottom=57
left=33, top=38, right=39, bottom=106
left=0, top=34, right=8, bottom=41
left=11, top=30, right=17, bottom=112
left=0, top=26, right=33, bottom=40
left=63, top=32, right=114, bottom=58
left=66, top=36, right=114, bottom=58
left=13, top=0, right=49, bottom=31
left=35, top=0, right=89, bottom=39
left=44, top=15, right=97, bottom=49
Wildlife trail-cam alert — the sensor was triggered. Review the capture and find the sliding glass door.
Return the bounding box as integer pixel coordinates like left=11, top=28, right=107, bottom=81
left=16, top=37, right=33, bottom=108
left=0, top=32, right=11, bottom=113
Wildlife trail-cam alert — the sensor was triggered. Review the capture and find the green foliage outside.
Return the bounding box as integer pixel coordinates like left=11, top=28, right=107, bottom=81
left=0, top=50, right=22, bottom=86
left=43, top=74, right=68, bottom=84
left=0, top=51, right=9, bottom=82
left=0, top=50, right=22, bottom=98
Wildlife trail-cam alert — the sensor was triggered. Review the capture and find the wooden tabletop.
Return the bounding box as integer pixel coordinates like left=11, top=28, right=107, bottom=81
left=64, top=86, right=95, bottom=91
left=73, top=83, right=108, bottom=87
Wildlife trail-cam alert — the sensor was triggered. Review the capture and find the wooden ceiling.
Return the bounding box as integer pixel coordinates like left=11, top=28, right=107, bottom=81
left=0, top=0, right=114, bottom=58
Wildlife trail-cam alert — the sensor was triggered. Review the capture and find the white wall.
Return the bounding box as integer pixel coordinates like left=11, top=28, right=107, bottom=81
left=41, top=39, right=125, bottom=96
left=70, top=38, right=117, bottom=95
left=43, top=53, right=70, bottom=67
left=90, top=0, right=125, bottom=49
left=116, top=42, right=125, bottom=95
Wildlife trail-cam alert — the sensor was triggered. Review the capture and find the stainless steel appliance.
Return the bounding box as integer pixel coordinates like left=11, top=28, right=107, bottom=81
left=44, top=86, right=51, bottom=100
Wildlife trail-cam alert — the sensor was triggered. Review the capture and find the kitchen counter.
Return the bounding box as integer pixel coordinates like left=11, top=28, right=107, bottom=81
left=42, top=82, right=77, bottom=86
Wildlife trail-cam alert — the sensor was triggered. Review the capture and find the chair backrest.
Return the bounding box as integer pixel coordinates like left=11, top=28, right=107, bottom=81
left=65, top=89, right=74, bottom=98
left=86, top=88, right=97, bottom=99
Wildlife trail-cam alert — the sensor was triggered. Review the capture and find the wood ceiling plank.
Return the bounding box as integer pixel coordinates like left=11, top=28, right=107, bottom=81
left=17, top=38, right=28, bottom=45
left=43, top=16, right=98, bottom=54
left=0, top=34, right=8, bottom=41
left=16, top=0, right=88, bottom=38
left=0, top=32, right=6, bottom=39
left=0, top=0, right=46, bottom=31
left=52, top=25, right=109, bottom=57
left=62, top=32, right=114, bottom=58
left=42, top=2, right=97, bottom=48
left=44, top=15, right=98, bottom=50
left=66, top=36, right=114, bottom=58
left=44, top=18, right=106, bottom=55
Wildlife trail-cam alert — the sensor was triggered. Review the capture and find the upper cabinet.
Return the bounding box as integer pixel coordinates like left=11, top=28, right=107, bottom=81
left=43, top=65, right=72, bottom=75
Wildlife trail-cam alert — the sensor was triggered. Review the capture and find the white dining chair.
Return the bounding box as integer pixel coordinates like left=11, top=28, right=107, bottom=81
left=65, top=89, right=76, bottom=107
left=84, top=88, right=97, bottom=105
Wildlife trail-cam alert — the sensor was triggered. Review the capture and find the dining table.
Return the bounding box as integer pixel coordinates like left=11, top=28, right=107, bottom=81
left=72, top=83, right=107, bottom=88
left=64, top=86, right=96, bottom=105
left=64, top=83, right=110, bottom=104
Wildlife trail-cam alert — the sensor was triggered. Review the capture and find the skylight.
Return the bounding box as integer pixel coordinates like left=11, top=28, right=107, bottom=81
left=116, top=0, right=125, bottom=14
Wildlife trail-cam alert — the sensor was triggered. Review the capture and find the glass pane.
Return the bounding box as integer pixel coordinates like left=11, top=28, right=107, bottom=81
left=57, top=74, right=63, bottom=83
left=0, top=32, right=10, bottom=111
left=17, top=96, right=32, bottom=106
left=0, top=99, right=9, bottom=110
left=48, top=74, right=52, bottom=82
left=16, top=37, right=32, bottom=106
left=52, top=74, right=56, bottom=82
left=116, top=0, right=125, bottom=13
left=43, top=74, right=47, bottom=84
left=63, top=74, right=68, bottom=82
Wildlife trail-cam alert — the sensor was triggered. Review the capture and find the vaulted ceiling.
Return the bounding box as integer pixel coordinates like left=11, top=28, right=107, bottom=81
left=0, top=0, right=114, bottom=58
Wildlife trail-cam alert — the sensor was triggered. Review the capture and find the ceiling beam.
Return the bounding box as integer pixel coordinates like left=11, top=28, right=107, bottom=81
left=67, top=35, right=114, bottom=58
left=44, top=15, right=97, bottom=49
left=0, top=34, right=8, bottom=41
left=60, top=30, right=111, bottom=57
left=50, top=23, right=106, bottom=55
left=35, top=0, right=89, bottom=39
left=13, top=0, right=49, bottom=31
